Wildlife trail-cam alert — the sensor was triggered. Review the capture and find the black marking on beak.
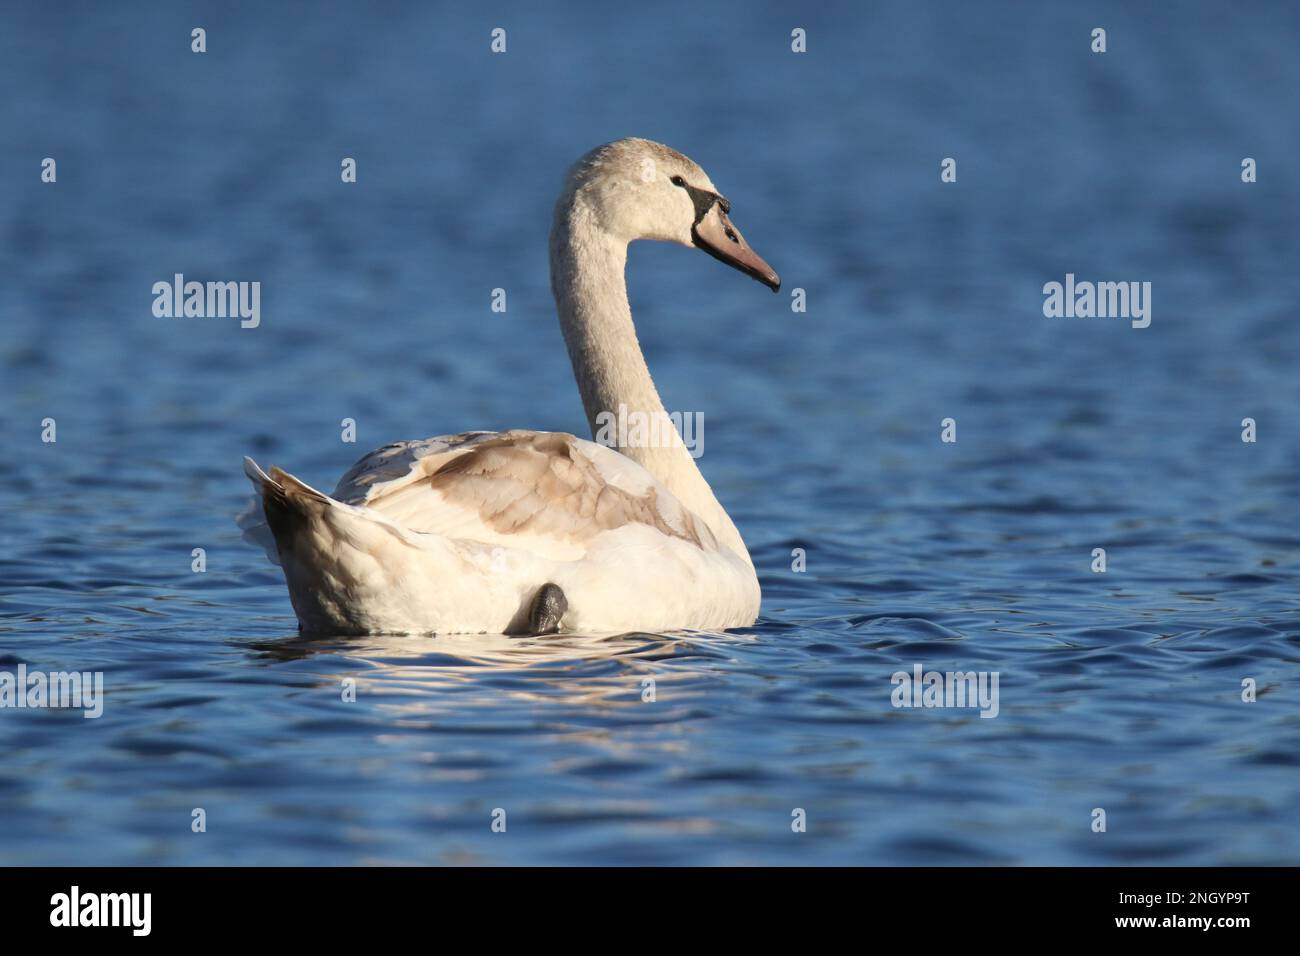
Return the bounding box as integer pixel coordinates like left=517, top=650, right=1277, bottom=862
left=679, top=179, right=779, bottom=293
left=684, top=184, right=728, bottom=224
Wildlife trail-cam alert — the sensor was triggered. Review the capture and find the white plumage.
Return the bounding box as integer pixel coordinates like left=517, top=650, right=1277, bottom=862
left=242, top=139, right=779, bottom=635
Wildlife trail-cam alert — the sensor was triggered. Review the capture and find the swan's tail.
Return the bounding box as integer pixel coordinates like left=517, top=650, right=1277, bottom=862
left=239, top=456, right=333, bottom=566
left=239, top=455, right=558, bottom=635
left=239, top=456, right=461, bottom=634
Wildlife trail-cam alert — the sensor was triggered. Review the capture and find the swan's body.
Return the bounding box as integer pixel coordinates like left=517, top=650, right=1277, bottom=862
left=242, top=139, right=779, bottom=635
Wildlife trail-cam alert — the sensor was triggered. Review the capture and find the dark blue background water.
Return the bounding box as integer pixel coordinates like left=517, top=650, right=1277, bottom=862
left=2, top=1, right=1298, bottom=864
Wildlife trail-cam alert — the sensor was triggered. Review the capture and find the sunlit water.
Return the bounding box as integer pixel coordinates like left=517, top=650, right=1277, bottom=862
left=2, top=2, right=1299, bottom=865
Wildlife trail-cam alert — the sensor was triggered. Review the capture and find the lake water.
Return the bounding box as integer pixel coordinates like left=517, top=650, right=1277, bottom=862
left=2, top=1, right=1298, bottom=865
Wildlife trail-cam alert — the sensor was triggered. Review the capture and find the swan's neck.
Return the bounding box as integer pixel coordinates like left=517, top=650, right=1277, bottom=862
left=550, top=201, right=752, bottom=566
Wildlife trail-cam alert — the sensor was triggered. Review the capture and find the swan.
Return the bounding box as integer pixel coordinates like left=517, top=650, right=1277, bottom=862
left=241, top=138, right=780, bottom=636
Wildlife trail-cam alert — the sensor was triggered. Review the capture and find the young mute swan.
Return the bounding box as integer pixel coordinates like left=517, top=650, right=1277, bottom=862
left=242, top=138, right=780, bottom=635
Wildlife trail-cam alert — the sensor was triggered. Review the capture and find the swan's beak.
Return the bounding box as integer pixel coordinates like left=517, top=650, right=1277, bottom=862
left=691, top=201, right=781, bottom=293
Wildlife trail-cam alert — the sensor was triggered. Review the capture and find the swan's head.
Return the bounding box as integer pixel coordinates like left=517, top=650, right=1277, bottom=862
left=561, top=138, right=780, bottom=292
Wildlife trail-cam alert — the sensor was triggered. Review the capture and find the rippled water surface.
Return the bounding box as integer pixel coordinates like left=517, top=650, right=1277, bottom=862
left=2, top=2, right=1299, bottom=864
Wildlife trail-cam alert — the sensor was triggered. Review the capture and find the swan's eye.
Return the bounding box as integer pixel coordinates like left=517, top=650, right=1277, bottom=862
left=670, top=175, right=686, bottom=187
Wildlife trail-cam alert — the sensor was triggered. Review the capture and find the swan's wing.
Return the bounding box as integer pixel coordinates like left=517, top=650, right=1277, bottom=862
left=331, top=430, right=717, bottom=560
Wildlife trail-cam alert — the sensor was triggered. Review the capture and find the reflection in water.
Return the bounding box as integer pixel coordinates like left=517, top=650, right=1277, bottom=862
left=236, top=628, right=754, bottom=735
left=242, top=628, right=732, bottom=668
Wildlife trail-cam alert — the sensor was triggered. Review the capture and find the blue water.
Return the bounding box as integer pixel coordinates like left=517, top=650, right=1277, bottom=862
left=2, top=1, right=1299, bottom=865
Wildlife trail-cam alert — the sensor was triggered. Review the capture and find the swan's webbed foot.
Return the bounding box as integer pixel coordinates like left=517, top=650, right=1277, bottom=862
left=528, top=583, right=567, bottom=635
